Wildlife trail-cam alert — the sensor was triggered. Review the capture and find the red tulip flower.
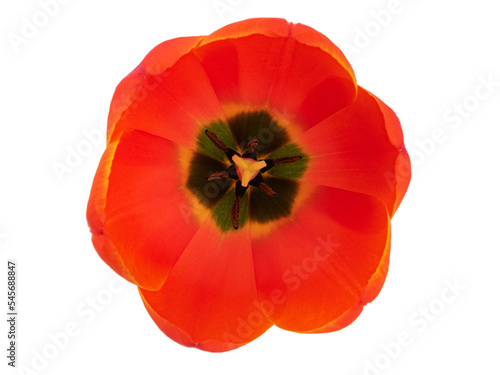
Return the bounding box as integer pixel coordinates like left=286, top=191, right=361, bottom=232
left=87, top=18, right=411, bottom=352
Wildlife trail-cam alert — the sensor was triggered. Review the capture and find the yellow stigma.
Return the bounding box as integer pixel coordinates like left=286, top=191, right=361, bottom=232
left=232, top=155, right=267, bottom=187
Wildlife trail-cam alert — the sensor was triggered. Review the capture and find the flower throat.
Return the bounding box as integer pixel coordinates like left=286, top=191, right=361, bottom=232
left=186, top=110, right=308, bottom=232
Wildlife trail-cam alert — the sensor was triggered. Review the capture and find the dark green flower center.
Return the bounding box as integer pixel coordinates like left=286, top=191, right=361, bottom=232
left=186, top=110, right=308, bottom=231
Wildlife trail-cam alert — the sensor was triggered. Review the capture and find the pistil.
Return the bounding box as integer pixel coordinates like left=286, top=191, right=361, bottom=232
left=231, top=155, right=267, bottom=187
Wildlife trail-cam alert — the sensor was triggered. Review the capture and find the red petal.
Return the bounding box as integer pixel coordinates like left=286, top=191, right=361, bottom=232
left=87, top=140, right=136, bottom=284
left=87, top=129, right=207, bottom=291
left=107, top=36, right=226, bottom=149
left=298, top=87, right=411, bottom=216
left=140, top=221, right=272, bottom=352
left=268, top=22, right=357, bottom=130
left=310, top=236, right=390, bottom=333
left=193, top=18, right=356, bottom=133
left=193, top=18, right=289, bottom=111
left=251, top=184, right=390, bottom=332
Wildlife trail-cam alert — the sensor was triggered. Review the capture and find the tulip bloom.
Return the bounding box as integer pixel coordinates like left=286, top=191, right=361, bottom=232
left=87, top=18, right=410, bottom=352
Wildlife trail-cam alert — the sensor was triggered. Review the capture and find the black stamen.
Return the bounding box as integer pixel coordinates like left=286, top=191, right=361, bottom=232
left=205, top=130, right=240, bottom=164
left=232, top=181, right=248, bottom=229
left=260, top=156, right=302, bottom=174
left=249, top=174, right=277, bottom=197
left=226, top=165, right=239, bottom=179
left=242, top=139, right=259, bottom=159
left=235, top=180, right=248, bottom=198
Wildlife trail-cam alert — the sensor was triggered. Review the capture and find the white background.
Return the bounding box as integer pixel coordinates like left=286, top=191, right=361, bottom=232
left=1, top=0, right=499, bottom=374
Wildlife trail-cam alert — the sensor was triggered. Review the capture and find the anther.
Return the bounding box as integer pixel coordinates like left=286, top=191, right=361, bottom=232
left=205, top=130, right=228, bottom=153
left=273, top=156, right=302, bottom=164
left=207, top=171, right=229, bottom=181
left=259, top=182, right=277, bottom=197
left=231, top=196, right=241, bottom=229
left=246, top=139, right=258, bottom=154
